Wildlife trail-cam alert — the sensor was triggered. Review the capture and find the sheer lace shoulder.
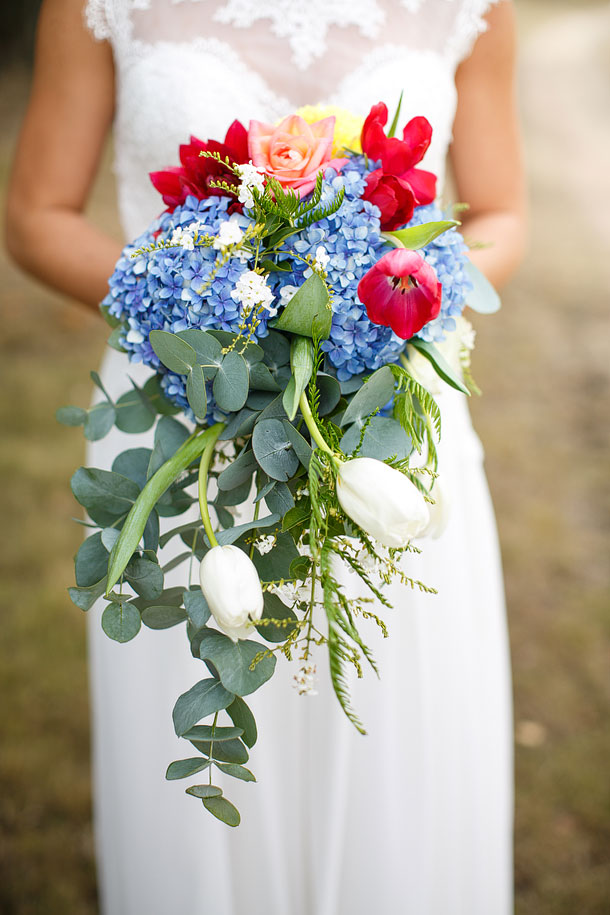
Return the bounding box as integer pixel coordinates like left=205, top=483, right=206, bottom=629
left=447, top=0, right=502, bottom=65
left=84, top=0, right=111, bottom=41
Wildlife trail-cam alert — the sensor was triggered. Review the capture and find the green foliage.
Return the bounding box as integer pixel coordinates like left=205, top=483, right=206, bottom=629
left=172, top=678, right=235, bottom=737
left=252, top=419, right=300, bottom=481
left=198, top=630, right=276, bottom=696
left=283, top=336, right=314, bottom=420
left=383, top=220, right=460, bottom=250
left=101, top=602, right=141, bottom=643
left=271, top=274, right=332, bottom=339
left=407, top=338, right=470, bottom=395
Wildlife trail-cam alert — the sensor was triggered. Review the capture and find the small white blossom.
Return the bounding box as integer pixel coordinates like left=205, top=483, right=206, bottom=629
left=313, top=245, right=330, bottom=272
left=231, top=270, right=276, bottom=317
left=213, top=220, right=244, bottom=250
left=255, top=535, right=275, bottom=556
left=278, top=284, right=299, bottom=305
left=235, top=162, right=266, bottom=208
left=293, top=664, right=318, bottom=696
left=170, top=227, right=195, bottom=250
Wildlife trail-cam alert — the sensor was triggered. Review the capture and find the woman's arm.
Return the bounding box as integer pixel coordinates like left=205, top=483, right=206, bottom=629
left=451, top=0, right=527, bottom=288
left=5, top=0, right=122, bottom=310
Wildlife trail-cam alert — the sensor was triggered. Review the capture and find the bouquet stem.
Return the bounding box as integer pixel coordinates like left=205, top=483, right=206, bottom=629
left=198, top=425, right=224, bottom=547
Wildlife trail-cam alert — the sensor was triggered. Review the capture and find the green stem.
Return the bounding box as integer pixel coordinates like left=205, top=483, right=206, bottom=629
left=249, top=499, right=261, bottom=560
left=198, top=425, right=224, bottom=549
left=298, top=391, right=336, bottom=458
left=106, top=423, right=223, bottom=595
left=208, top=710, right=219, bottom=786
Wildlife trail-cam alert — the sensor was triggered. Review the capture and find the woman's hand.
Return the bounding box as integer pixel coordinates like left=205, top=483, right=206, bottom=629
left=451, top=0, right=527, bottom=288
left=5, top=0, right=122, bottom=310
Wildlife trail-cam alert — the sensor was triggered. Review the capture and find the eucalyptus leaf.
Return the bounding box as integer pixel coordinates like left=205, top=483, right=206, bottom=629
left=186, top=363, right=208, bottom=420
left=258, top=592, right=298, bottom=643
left=214, top=514, right=280, bottom=547
left=71, top=467, right=140, bottom=524
left=141, top=604, right=187, bottom=629
left=252, top=419, right=299, bottom=482
left=101, top=602, right=141, bottom=643
left=249, top=362, right=281, bottom=392
left=166, top=757, right=211, bottom=781
left=125, top=555, right=164, bottom=601
left=101, top=527, right=121, bottom=552
left=84, top=402, right=116, bottom=441
left=176, top=328, right=223, bottom=376
left=149, top=330, right=196, bottom=374
left=340, top=366, right=395, bottom=427
left=215, top=762, right=256, bottom=782
left=68, top=578, right=106, bottom=611
left=114, top=390, right=155, bottom=434
left=316, top=373, right=342, bottom=416
left=186, top=785, right=223, bottom=799
left=189, top=737, right=249, bottom=764
left=206, top=331, right=263, bottom=365
left=75, top=532, right=109, bottom=588
left=217, top=448, right=257, bottom=492
left=198, top=630, right=276, bottom=697
left=112, top=448, right=152, bottom=490
left=264, top=481, right=294, bottom=516
left=182, top=725, right=244, bottom=742
left=226, top=696, right=258, bottom=748
left=252, top=532, right=299, bottom=581
left=218, top=407, right=258, bottom=440
left=143, top=509, right=160, bottom=552
left=258, top=329, right=290, bottom=370
left=183, top=587, right=211, bottom=629
left=142, top=375, right=180, bottom=416
left=213, top=351, right=249, bottom=412
left=202, top=795, right=240, bottom=827
left=172, top=678, right=235, bottom=737
left=215, top=475, right=253, bottom=507
left=282, top=421, right=312, bottom=470
left=147, top=417, right=191, bottom=478
left=257, top=393, right=287, bottom=423
left=56, top=405, right=87, bottom=427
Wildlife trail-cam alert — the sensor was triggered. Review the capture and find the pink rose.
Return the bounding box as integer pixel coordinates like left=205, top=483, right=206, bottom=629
left=248, top=114, right=348, bottom=198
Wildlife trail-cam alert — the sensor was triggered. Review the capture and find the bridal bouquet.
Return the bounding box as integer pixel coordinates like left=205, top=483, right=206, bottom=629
left=60, top=100, right=498, bottom=826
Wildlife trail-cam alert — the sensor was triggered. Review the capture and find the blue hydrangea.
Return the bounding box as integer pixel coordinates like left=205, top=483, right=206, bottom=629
left=102, top=156, right=473, bottom=411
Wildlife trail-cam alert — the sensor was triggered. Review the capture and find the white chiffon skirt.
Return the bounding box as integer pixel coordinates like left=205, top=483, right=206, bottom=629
left=87, top=347, right=513, bottom=915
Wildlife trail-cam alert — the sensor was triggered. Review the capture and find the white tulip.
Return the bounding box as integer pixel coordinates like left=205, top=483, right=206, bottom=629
left=336, top=457, right=429, bottom=548
left=199, top=545, right=264, bottom=642
left=419, top=477, right=451, bottom=540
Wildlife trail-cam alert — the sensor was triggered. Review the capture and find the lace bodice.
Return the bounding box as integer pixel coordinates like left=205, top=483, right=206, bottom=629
left=85, top=0, right=499, bottom=238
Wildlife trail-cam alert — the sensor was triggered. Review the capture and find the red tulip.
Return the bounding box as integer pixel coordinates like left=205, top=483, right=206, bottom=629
left=357, top=248, right=442, bottom=340
left=149, top=120, right=249, bottom=213
left=362, top=169, right=415, bottom=231
left=360, top=103, right=437, bottom=224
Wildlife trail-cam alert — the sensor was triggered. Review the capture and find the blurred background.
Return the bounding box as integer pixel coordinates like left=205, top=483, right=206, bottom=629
left=1, top=1, right=609, bottom=912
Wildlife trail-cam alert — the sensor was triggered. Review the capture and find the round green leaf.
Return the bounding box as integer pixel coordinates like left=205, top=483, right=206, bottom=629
left=112, top=448, right=151, bottom=490
left=226, top=696, right=257, bottom=748
left=125, top=555, right=164, bottom=601
left=71, top=467, right=140, bottom=523
left=258, top=592, right=298, bottom=643
left=340, top=415, right=412, bottom=460
left=213, top=351, right=249, bottom=412
left=101, top=602, right=141, bottom=643
left=115, top=390, right=156, bottom=433
left=202, top=795, right=240, bottom=827
left=186, top=363, right=208, bottom=420
left=252, top=418, right=299, bottom=482
left=258, top=330, right=290, bottom=370
left=172, top=678, right=235, bottom=737
left=186, top=785, right=223, bottom=799
left=56, top=405, right=87, bottom=427
left=75, top=532, right=109, bottom=588
left=176, top=329, right=222, bottom=376
left=215, top=762, right=256, bottom=782
left=198, top=630, right=276, bottom=697
left=166, top=758, right=211, bottom=781
left=141, top=604, right=187, bottom=629
left=84, top=402, right=116, bottom=441
left=149, top=330, right=196, bottom=374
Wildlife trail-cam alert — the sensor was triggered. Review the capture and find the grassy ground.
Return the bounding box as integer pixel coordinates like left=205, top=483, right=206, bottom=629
left=1, top=3, right=609, bottom=912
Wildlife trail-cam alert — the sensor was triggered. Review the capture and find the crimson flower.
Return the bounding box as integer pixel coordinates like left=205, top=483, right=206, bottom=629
left=362, top=170, right=416, bottom=231
left=357, top=248, right=442, bottom=340
left=149, top=120, right=249, bottom=213
left=360, top=103, right=437, bottom=229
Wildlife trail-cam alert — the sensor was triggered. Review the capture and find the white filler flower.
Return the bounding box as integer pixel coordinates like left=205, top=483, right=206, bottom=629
left=199, top=544, right=264, bottom=642
left=313, top=245, right=330, bottom=271
left=235, top=161, right=266, bottom=208
left=336, top=457, right=429, bottom=548
left=213, top=220, right=244, bottom=250
left=231, top=270, right=276, bottom=316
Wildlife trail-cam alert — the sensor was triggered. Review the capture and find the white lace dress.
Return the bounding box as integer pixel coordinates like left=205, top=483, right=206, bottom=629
left=84, top=2, right=513, bottom=913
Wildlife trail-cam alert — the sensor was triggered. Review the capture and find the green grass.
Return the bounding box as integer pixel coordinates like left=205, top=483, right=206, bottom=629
left=1, top=3, right=610, bottom=909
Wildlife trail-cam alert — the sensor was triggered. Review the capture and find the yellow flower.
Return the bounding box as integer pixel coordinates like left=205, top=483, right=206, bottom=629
left=295, top=105, right=363, bottom=156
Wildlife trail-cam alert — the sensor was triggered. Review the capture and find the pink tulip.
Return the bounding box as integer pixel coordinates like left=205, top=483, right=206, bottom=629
left=357, top=248, right=442, bottom=340
left=248, top=115, right=348, bottom=198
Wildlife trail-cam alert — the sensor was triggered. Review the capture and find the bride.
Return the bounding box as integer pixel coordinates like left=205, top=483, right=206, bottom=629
left=6, top=1, right=526, bottom=912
